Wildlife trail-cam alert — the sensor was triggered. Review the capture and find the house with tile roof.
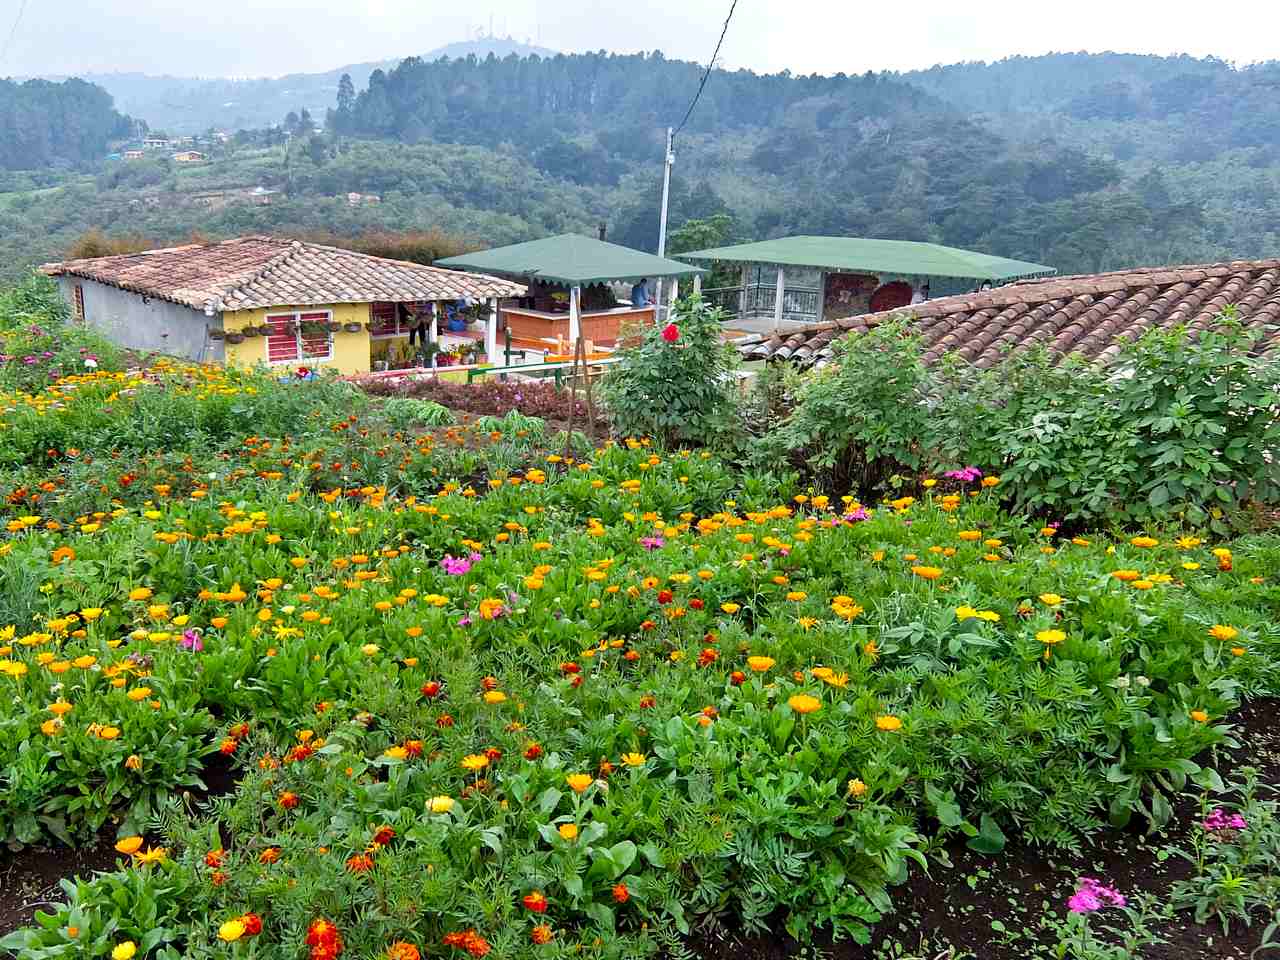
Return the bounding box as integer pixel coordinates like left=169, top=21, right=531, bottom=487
left=737, top=259, right=1280, bottom=369
left=42, top=236, right=526, bottom=376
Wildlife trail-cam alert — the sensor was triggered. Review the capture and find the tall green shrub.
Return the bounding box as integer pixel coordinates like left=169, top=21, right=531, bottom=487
left=601, top=295, right=738, bottom=446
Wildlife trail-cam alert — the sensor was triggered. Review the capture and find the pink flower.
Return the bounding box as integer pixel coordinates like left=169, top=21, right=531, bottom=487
left=1203, top=809, right=1247, bottom=833
left=441, top=555, right=473, bottom=575
left=661, top=323, right=679, bottom=343
left=640, top=536, right=665, bottom=551
left=180, top=629, right=203, bottom=652
left=1067, top=877, right=1126, bottom=914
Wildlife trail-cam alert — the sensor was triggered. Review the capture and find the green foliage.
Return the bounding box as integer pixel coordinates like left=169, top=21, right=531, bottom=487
left=602, top=295, right=738, bottom=446
left=376, top=396, right=455, bottom=431
left=764, top=315, right=1280, bottom=528
left=757, top=319, right=932, bottom=492
left=0, top=78, right=136, bottom=171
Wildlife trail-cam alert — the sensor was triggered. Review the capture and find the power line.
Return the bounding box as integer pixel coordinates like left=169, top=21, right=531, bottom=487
left=672, top=0, right=738, bottom=141
left=0, top=0, right=30, bottom=71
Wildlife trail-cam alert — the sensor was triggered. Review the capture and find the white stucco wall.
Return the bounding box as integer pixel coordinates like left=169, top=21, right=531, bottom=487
left=56, top=276, right=225, bottom=363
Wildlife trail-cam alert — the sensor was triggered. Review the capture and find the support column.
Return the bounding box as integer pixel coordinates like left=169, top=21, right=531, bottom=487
left=486, top=297, right=498, bottom=366
left=569, top=285, right=581, bottom=344
left=429, top=301, right=439, bottom=367
left=693, top=274, right=702, bottom=295
left=774, top=265, right=785, bottom=332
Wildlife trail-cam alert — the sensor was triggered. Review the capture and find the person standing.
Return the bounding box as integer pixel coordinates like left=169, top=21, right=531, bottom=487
left=631, top=278, right=650, bottom=308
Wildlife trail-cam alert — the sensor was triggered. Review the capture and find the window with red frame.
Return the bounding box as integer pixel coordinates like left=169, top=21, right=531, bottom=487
left=369, top=301, right=429, bottom=337
left=265, top=311, right=332, bottom=363
left=73, top=284, right=85, bottom=321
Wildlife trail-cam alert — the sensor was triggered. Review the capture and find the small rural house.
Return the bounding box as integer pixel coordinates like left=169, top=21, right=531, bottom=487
left=172, top=151, right=206, bottom=163
left=42, top=236, right=525, bottom=375
left=738, top=259, right=1280, bottom=368
left=122, top=150, right=145, bottom=160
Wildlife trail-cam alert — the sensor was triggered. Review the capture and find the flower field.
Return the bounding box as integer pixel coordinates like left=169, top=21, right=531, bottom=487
left=2, top=359, right=1279, bottom=960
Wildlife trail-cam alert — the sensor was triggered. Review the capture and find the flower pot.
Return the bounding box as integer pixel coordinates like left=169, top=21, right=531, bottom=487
left=343, top=322, right=363, bottom=333
left=326, top=320, right=342, bottom=332
left=224, top=332, right=245, bottom=345
left=207, top=328, right=225, bottom=341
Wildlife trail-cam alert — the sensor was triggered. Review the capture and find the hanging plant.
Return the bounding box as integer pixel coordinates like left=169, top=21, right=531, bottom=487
left=343, top=322, right=363, bottom=333
left=207, top=328, right=225, bottom=341
left=325, top=320, right=343, bottom=333
left=224, top=332, right=246, bottom=345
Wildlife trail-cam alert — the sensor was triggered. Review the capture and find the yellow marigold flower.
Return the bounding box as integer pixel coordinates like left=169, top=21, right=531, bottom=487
left=981, top=476, right=1000, bottom=488
left=361, top=643, right=380, bottom=656
left=1111, top=569, right=1140, bottom=582
left=1036, top=629, right=1066, bottom=646
left=811, top=667, right=833, bottom=680
left=111, top=942, right=138, bottom=960
left=1231, top=647, right=1246, bottom=657
left=384, top=746, right=408, bottom=760
left=81, top=608, right=103, bottom=621
left=127, top=687, right=152, bottom=702
left=483, top=691, right=507, bottom=705
left=787, top=694, right=821, bottom=715
left=1039, top=593, right=1063, bottom=606
left=821, top=671, right=850, bottom=688
left=621, top=752, right=646, bottom=767
left=461, top=754, right=489, bottom=772
left=955, top=605, right=978, bottom=621
left=720, top=602, right=741, bottom=614
left=1208, top=625, right=1238, bottom=642
left=218, top=919, right=247, bottom=943
left=1212, top=548, right=1232, bottom=559
left=1175, top=536, right=1202, bottom=550
left=41, top=718, right=62, bottom=735
left=1129, top=536, right=1159, bottom=548
left=115, top=836, right=144, bottom=855
left=1130, top=580, right=1154, bottom=590
left=125, top=754, right=143, bottom=772
left=73, top=654, right=97, bottom=669
left=566, top=774, right=593, bottom=793
left=98, top=726, right=120, bottom=740
left=127, top=587, right=152, bottom=601
left=558, top=823, right=579, bottom=841
left=1190, top=709, right=1209, bottom=723
left=49, top=700, right=73, bottom=716
left=1183, top=562, right=1201, bottom=571
left=957, top=530, right=981, bottom=541
left=875, top=715, right=903, bottom=732
left=429, top=795, right=455, bottom=814
left=847, top=778, right=867, bottom=797
left=785, top=591, right=807, bottom=602
left=134, top=846, right=167, bottom=865
left=911, top=566, right=943, bottom=581
left=747, top=655, right=775, bottom=672
left=984, top=538, right=1003, bottom=548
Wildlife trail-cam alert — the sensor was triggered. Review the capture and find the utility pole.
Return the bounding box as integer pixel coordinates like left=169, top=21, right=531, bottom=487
left=655, top=126, right=674, bottom=317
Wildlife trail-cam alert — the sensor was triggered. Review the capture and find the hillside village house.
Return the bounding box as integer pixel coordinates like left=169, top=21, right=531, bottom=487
left=42, top=237, right=525, bottom=376
left=172, top=151, right=206, bottom=163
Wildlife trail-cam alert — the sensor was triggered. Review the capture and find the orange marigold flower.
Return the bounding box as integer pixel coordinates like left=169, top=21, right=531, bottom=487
left=530, top=924, right=553, bottom=945
left=612, top=882, right=630, bottom=904
left=387, top=943, right=420, bottom=960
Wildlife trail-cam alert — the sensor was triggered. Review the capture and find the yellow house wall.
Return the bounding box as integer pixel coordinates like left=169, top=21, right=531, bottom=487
left=222, top=303, right=371, bottom=376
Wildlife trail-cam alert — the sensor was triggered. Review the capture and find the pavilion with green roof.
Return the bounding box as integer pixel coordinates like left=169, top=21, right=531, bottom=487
left=675, top=236, right=1056, bottom=330
left=438, top=234, right=704, bottom=347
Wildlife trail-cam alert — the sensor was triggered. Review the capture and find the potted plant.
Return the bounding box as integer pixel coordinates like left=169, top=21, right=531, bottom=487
left=225, top=332, right=246, bottom=345
left=207, top=327, right=225, bottom=341
left=343, top=321, right=363, bottom=333
left=325, top=319, right=343, bottom=333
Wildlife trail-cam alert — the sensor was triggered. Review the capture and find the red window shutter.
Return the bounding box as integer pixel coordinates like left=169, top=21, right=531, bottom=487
left=369, top=302, right=397, bottom=336
left=266, top=314, right=300, bottom=362
left=298, top=312, right=332, bottom=359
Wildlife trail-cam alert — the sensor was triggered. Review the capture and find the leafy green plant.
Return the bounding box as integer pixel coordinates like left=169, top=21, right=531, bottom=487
left=377, top=396, right=455, bottom=430
left=602, top=294, right=739, bottom=446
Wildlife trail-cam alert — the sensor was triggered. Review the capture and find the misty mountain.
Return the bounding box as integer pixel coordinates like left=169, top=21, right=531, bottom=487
left=36, top=37, right=557, bottom=134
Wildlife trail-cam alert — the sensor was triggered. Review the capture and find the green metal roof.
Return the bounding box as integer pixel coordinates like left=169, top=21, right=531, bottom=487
left=436, top=234, right=706, bottom=286
left=676, top=236, right=1056, bottom=282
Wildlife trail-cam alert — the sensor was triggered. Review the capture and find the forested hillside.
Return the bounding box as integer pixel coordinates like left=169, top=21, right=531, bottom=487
left=1, top=51, right=1278, bottom=285
left=0, top=78, right=135, bottom=170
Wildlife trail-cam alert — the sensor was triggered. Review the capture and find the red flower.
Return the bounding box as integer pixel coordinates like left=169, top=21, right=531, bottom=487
left=480, top=676, right=499, bottom=691
left=531, top=924, right=553, bottom=945
left=639, top=695, right=656, bottom=709
left=689, top=598, right=705, bottom=610
left=386, top=944, right=420, bottom=960
left=640, top=619, right=656, bottom=632
left=522, top=890, right=548, bottom=913
left=204, top=849, right=225, bottom=868
left=229, top=722, right=251, bottom=740
left=612, top=882, right=630, bottom=904
left=210, top=869, right=227, bottom=886
left=241, top=913, right=263, bottom=936
left=559, top=662, right=580, bottom=674
left=346, top=853, right=375, bottom=873
left=730, top=670, right=746, bottom=686
left=372, top=825, right=396, bottom=846
left=697, top=648, right=718, bottom=667
left=443, top=930, right=490, bottom=958
left=661, top=323, right=679, bottom=343
left=657, top=589, right=673, bottom=605
left=219, top=738, right=239, bottom=756
left=404, top=740, right=424, bottom=759
left=524, top=742, right=543, bottom=761
left=279, top=791, right=299, bottom=810
left=569, top=675, right=583, bottom=688
left=436, top=714, right=455, bottom=728
left=420, top=681, right=443, bottom=699
left=483, top=746, right=503, bottom=762
left=305, top=918, right=344, bottom=959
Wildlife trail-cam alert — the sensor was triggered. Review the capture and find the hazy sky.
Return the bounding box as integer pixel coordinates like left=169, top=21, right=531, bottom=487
left=4, top=0, right=1277, bottom=80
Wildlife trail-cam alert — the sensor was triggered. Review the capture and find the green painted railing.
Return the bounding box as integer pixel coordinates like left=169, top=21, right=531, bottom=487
left=466, top=357, right=622, bottom=388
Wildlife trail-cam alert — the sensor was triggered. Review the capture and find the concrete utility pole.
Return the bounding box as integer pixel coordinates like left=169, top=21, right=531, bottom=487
left=655, top=127, right=675, bottom=316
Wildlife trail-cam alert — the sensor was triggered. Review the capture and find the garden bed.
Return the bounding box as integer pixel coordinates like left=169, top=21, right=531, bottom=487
left=358, top=374, right=611, bottom=430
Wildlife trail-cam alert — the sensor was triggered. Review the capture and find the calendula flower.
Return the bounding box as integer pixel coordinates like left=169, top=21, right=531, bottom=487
left=1190, top=709, right=1209, bottom=723
left=115, top=836, right=144, bottom=855
left=461, top=754, right=490, bottom=772
left=847, top=778, right=867, bottom=797
left=1039, top=593, right=1063, bottom=606
left=558, top=823, right=579, bottom=841
left=787, top=694, right=821, bottom=714
left=1208, top=625, right=1238, bottom=642
left=747, top=655, right=775, bottom=672
left=565, top=773, right=593, bottom=793
left=429, top=795, right=455, bottom=814
left=134, top=846, right=168, bottom=865
left=218, top=919, right=247, bottom=942
left=875, top=715, right=903, bottom=732
left=911, top=566, right=942, bottom=581
left=111, top=942, right=138, bottom=960
left=1036, top=629, right=1066, bottom=646
left=621, top=752, right=646, bottom=767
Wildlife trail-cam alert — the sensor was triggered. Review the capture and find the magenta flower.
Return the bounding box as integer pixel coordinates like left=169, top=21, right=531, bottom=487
left=943, top=466, right=984, bottom=484
left=640, top=536, right=665, bottom=551
left=180, top=629, right=203, bottom=652
left=843, top=507, right=870, bottom=523
left=441, top=555, right=473, bottom=575
left=1067, top=877, right=1126, bottom=914
left=1203, top=809, right=1247, bottom=833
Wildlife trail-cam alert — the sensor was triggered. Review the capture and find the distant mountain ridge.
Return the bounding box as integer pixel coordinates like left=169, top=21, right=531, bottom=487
left=36, top=38, right=557, bottom=134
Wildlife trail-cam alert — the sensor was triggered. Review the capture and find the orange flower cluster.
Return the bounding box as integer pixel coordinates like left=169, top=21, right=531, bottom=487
left=443, top=929, right=491, bottom=957
left=305, top=918, right=343, bottom=960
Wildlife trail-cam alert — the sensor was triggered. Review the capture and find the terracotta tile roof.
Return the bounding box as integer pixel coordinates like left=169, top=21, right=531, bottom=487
left=737, top=259, right=1280, bottom=369
left=42, top=236, right=526, bottom=314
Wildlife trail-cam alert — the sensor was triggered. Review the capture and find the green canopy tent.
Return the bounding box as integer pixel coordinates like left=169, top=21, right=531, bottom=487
left=674, top=236, right=1056, bottom=329
left=438, top=234, right=705, bottom=344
